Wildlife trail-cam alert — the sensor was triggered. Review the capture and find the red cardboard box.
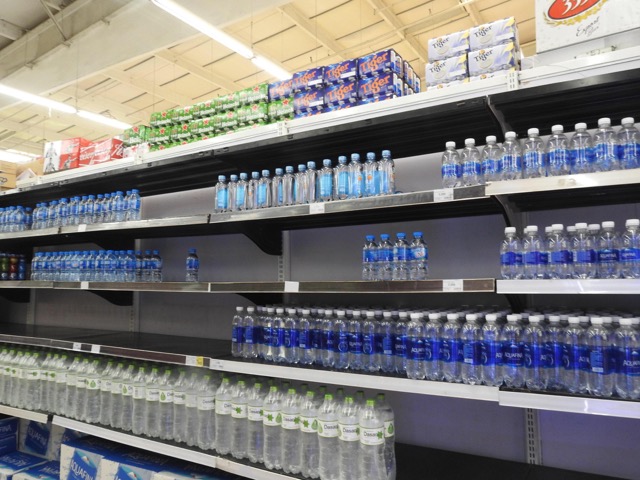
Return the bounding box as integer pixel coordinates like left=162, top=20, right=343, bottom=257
left=43, top=138, right=91, bottom=174
left=79, top=138, right=123, bottom=167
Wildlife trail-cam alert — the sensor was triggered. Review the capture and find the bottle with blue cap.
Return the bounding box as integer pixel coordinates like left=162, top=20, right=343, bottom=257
left=409, top=231, right=428, bottom=280
left=333, top=156, right=349, bottom=200
left=185, top=248, right=199, bottom=282
left=306, top=161, right=318, bottom=203
left=377, top=234, right=393, bottom=281
left=247, top=171, right=260, bottom=209
left=256, top=170, right=271, bottom=209
left=235, top=173, right=249, bottom=211
left=378, top=149, right=395, bottom=195
left=271, top=168, right=284, bottom=207
left=227, top=174, right=238, bottom=211
left=282, top=166, right=295, bottom=205
left=214, top=175, right=229, bottom=213
left=318, top=159, right=333, bottom=202
left=294, top=164, right=307, bottom=205
left=362, top=235, right=378, bottom=281
left=348, top=153, right=364, bottom=198
left=391, top=233, right=409, bottom=281
left=363, top=152, right=379, bottom=197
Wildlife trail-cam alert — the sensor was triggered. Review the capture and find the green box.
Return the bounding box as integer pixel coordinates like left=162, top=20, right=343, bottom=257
left=236, top=121, right=270, bottom=133
left=194, top=99, right=217, bottom=118
left=217, top=110, right=238, bottom=132
left=150, top=110, right=173, bottom=127
left=268, top=99, right=294, bottom=121
left=124, top=125, right=149, bottom=146
left=245, top=102, right=269, bottom=124
left=154, top=126, right=172, bottom=144
left=190, top=117, right=216, bottom=135
left=244, top=83, right=269, bottom=105
left=219, top=92, right=240, bottom=112
left=170, top=123, right=192, bottom=141
left=172, top=106, right=194, bottom=124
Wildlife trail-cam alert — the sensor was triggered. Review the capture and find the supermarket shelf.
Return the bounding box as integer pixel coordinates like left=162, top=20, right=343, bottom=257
left=496, top=279, right=640, bottom=295
left=499, top=389, right=640, bottom=420
left=0, top=404, right=49, bottom=423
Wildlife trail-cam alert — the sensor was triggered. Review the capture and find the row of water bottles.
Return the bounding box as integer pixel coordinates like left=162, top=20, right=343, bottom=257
left=0, top=206, right=32, bottom=233
left=500, top=219, right=640, bottom=280
left=442, top=117, right=640, bottom=187
left=30, top=190, right=142, bottom=230
left=362, top=232, right=428, bottom=281
left=214, top=150, right=395, bottom=213
left=30, top=249, right=163, bottom=282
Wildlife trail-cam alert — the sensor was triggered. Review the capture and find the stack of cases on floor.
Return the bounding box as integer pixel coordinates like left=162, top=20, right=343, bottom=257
left=0, top=416, right=56, bottom=480
left=425, top=17, right=521, bottom=90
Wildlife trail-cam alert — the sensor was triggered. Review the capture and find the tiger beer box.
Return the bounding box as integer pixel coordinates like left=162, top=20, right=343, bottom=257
left=60, top=436, right=127, bottom=480
left=424, top=53, right=468, bottom=88
left=43, top=138, right=92, bottom=174
left=323, top=59, right=358, bottom=85
left=0, top=452, right=46, bottom=480
left=324, top=82, right=359, bottom=106
left=12, top=462, right=59, bottom=480
left=268, top=78, right=294, bottom=101
left=427, top=29, right=470, bottom=61
left=292, top=67, right=325, bottom=92
left=358, top=92, right=398, bottom=105
left=358, top=49, right=403, bottom=78
left=293, top=90, right=325, bottom=114
left=469, top=17, right=518, bottom=50
left=358, top=73, right=403, bottom=99
left=468, top=42, right=519, bottom=77
left=19, top=420, right=83, bottom=461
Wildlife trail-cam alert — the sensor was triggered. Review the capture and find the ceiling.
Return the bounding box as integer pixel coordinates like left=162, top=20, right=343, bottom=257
left=0, top=0, right=536, bottom=157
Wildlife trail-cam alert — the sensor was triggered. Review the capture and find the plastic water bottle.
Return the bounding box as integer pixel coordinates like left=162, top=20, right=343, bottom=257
left=620, top=219, right=640, bottom=278
left=172, top=370, right=195, bottom=443
left=502, top=314, right=525, bottom=388
left=281, top=167, right=295, bottom=206
left=378, top=150, right=395, bottom=195
left=597, top=221, right=620, bottom=279
left=570, top=123, right=595, bottom=174
left=284, top=308, right=299, bottom=364
left=500, top=132, right=522, bottom=181
left=338, top=396, right=360, bottom=480
left=235, top=173, right=249, bottom=211
left=242, top=307, right=258, bottom=359
left=247, top=382, right=266, bottom=463
left=441, top=141, right=461, bottom=188
left=547, top=125, right=571, bottom=176
left=377, top=234, right=393, bottom=281
left=321, top=310, right=335, bottom=368
left=215, top=175, right=229, bottom=213
left=111, top=191, right=125, bottom=222
left=618, top=117, right=640, bottom=169
left=587, top=317, right=614, bottom=397
left=615, top=318, right=640, bottom=399
left=594, top=118, right=619, bottom=171
left=391, top=233, right=409, bottom=280
left=379, top=311, right=395, bottom=374
left=197, top=374, right=217, bottom=450
left=108, top=361, right=125, bottom=428
left=151, top=250, right=162, bottom=282
left=375, top=393, right=396, bottom=479
left=300, top=390, right=319, bottom=478
left=184, top=372, right=202, bottom=446
left=523, top=226, right=547, bottom=279
left=441, top=313, right=462, bottom=383
left=461, top=314, right=482, bottom=385
left=227, top=175, right=238, bottom=211
left=394, top=312, right=409, bottom=375
left=500, top=227, right=523, bottom=279
left=563, top=316, right=589, bottom=394
left=362, top=235, right=378, bottom=281
left=294, top=165, right=308, bottom=205
left=270, top=169, right=283, bottom=207
left=363, top=152, right=379, bottom=197
left=523, top=128, right=546, bottom=178
left=333, top=310, right=349, bottom=370
left=461, top=138, right=482, bottom=186
left=319, top=159, right=334, bottom=201
left=128, top=189, right=141, bottom=220
left=346, top=311, right=363, bottom=371
left=306, top=161, right=318, bottom=203
left=281, top=388, right=302, bottom=474
left=257, top=170, right=272, bottom=209
left=359, top=399, right=386, bottom=480
left=84, top=359, right=102, bottom=423
left=573, top=223, right=597, bottom=279
left=131, top=366, right=147, bottom=435
left=262, top=385, right=282, bottom=470
left=182, top=248, right=200, bottom=282
left=523, top=316, right=547, bottom=391
left=273, top=308, right=288, bottom=364
left=480, top=135, right=501, bottom=183
left=362, top=311, right=379, bottom=372
left=144, top=366, right=161, bottom=437
left=480, top=314, right=503, bottom=386
left=158, top=369, right=174, bottom=440
left=119, top=363, right=135, bottom=430
left=548, top=224, right=573, bottom=279
left=406, top=313, right=426, bottom=380
left=424, top=313, right=442, bottom=381
left=318, top=393, right=340, bottom=480
left=215, top=377, right=233, bottom=455
left=231, top=306, right=244, bottom=357
left=347, top=154, right=364, bottom=199
left=409, top=231, right=428, bottom=280
left=333, top=156, right=349, bottom=200
left=545, top=315, right=565, bottom=391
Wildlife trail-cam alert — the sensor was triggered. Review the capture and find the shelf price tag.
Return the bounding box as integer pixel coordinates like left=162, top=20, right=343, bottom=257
left=185, top=355, right=204, bottom=367
left=309, top=203, right=325, bottom=215
left=72, top=342, right=82, bottom=352
left=80, top=282, right=89, bottom=290
left=434, top=189, right=454, bottom=203
left=284, top=281, right=299, bottom=293
left=442, top=279, right=464, bottom=292
left=210, top=359, right=224, bottom=371
left=91, top=345, right=101, bottom=354
left=77, top=224, right=87, bottom=232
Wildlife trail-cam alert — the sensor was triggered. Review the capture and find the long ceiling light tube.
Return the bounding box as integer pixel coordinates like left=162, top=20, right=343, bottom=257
left=0, top=84, right=77, bottom=114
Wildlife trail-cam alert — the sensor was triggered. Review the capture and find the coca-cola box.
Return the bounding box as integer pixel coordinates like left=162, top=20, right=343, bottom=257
left=79, top=138, right=124, bottom=167
left=43, top=138, right=91, bottom=174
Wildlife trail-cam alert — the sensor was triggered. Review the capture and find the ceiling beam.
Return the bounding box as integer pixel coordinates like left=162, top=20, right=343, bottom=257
left=461, top=0, right=484, bottom=25
left=278, top=4, right=345, bottom=59
left=0, top=19, right=25, bottom=41
left=155, top=50, right=239, bottom=93
left=104, top=69, right=190, bottom=107
left=0, top=137, right=45, bottom=154
left=366, top=0, right=428, bottom=63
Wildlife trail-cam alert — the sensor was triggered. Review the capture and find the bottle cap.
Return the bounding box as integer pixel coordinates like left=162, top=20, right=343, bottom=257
left=620, top=318, right=633, bottom=326
left=567, top=316, right=580, bottom=324
left=486, top=135, right=497, bottom=143
left=626, top=219, right=640, bottom=227
left=575, top=122, right=587, bottom=130
left=230, top=174, right=238, bottom=181
left=445, top=141, right=456, bottom=148
left=621, top=117, right=635, bottom=126
left=505, top=131, right=516, bottom=139
left=365, top=235, right=375, bottom=241
left=413, top=231, right=423, bottom=237
left=527, top=225, right=538, bottom=233
left=338, top=156, right=347, bottom=163
left=464, top=138, right=475, bottom=146
left=548, top=315, right=560, bottom=323
left=466, top=314, right=477, bottom=321
left=323, top=159, right=332, bottom=167
left=529, top=315, right=541, bottom=323
left=590, top=317, right=603, bottom=325
left=485, top=314, right=497, bottom=322
left=261, top=169, right=270, bottom=176
left=276, top=307, right=284, bottom=314
left=366, top=152, right=375, bottom=160
left=602, top=221, right=615, bottom=228
left=380, top=234, right=389, bottom=240
left=551, top=224, right=564, bottom=231
left=218, top=175, right=226, bottom=181
left=447, top=313, right=459, bottom=321
left=505, top=227, right=516, bottom=234
left=367, top=311, right=375, bottom=318
left=598, top=117, right=611, bottom=127
left=545, top=226, right=552, bottom=233
left=382, top=150, right=391, bottom=157
left=551, top=124, right=563, bottom=133
left=506, top=314, right=519, bottom=322
left=383, top=311, right=392, bottom=318
left=566, top=226, right=576, bottom=233
left=236, top=306, right=243, bottom=312
left=396, top=232, right=405, bottom=238
left=275, top=168, right=283, bottom=176
left=527, top=128, right=539, bottom=136
left=302, top=309, right=310, bottom=315
left=336, top=310, right=345, bottom=316
left=410, top=312, right=421, bottom=320
left=307, top=161, right=316, bottom=169
left=350, top=153, right=360, bottom=162
left=247, top=306, right=255, bottom=313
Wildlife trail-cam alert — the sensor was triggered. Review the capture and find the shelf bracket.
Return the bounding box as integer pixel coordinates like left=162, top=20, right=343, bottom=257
left=89, top=290, right=134, bottom=307
left=235, top=292, right=284, bottom=304
left=240, top=225, right=283, bottom=256
left=492, top=194, right=524, bottom=232
left=486, top=96, right=513, bottom=136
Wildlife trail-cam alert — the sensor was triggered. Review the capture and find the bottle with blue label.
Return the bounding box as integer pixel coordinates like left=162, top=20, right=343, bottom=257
left=362, top=311, right=379, bottom=372
left=481, top=314, right=503, bottom=386
left=587, top=317, right=614, bottom=397
left=362, top=235, right=379, bottom=281
left=243, top=306, right=259, bottom=359
left=271, top=169, right=284, bottom=207
left=501, top=314, right=524, bottom=388
left=378, top=150, right=395, bottom=195
left=409, top=231, right=428, bottom=280
left=391, top=233, right=409, bottom=281
left=348, top=154, right=364, bottom=199
left=297, top=309, right=315, bottom=365
left=214, top=175, right=229, bottom=213
left=394, top=312, right=409, bottom=375
left=425, top=313, right=443, bottom=381
left=461, top=314, right=482, bottom=385
left=263, top=307, right=276, bottom=361
left=231, top=306, right=244, bottom=357
left=620, top=219, right=640, bottom=279
left=284, top=308, right=299, bottom=364
left=185, top=248, right=199, bottom=282
left=379, top=311, right=396, bottom=374
left=523, top=316, right=547, bottom=391
left=294, top=165, right=307, bottom=205
left=363, top=152, right=379, bottom=197
left=523, top=128, right=546, bottom=179
left=256, top=170, right=272, bottom=209
left=548, top=224, right=573, bottom=279
left=618, top=117, right=640, bottom=169
left=597, top=221, right=620, bottom=279
left=333, top=156, right=349, bottom=200
left=481, top=136, right=501, bottom=183
left=615, top=317, right=640, bottom=400
left=273, top=308, right=287, bottom=364
left=306, top=161, right=318, bottom=203
left=247, top=171, right=260, bottom=210
left=461, top=138, right=483, bottom=186
left=334, top=310, right=349, bottom=370
left=441, top=141, right=461, bottom=188
left=523, top=226, right=547, bottom=279
left=321, top=309, right=336, bottom=368
left=594, top=118, right=619, bottom=172
left=546, top=125, right=571, bottom=176
left=377, top=234, right=394, bottom=281
left=544, top=315, right=565, bottom=391
left=318, top=159, right=334, bottom=202
left=406, top=313, right=426, bottom=380
left=226, top=174, right=238, bottom=212
left=441, top=313, right=462, bottom=383
left=500, top=132, right=523, bottom=181
left=348, top=310, right=363, bottom=370
left=234, top=173, right=248, bottom=211
left=570, top=123, right=595, bottom=174
left=573, top=223, right=597, bottom=279
left=500, top=227, right=523, bottom=279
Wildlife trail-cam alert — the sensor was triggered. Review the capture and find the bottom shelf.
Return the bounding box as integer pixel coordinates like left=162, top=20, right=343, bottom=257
left=0, top=404, right=49, bottom=423
left=52, top=416, right=619, bottom=480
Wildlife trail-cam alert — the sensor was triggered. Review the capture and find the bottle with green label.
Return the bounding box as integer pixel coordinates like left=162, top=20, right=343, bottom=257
left=262, top=385, right=282, bottom=471
left=359, top=399, right=386, bottom=480
left=318, top=393, right=340, bottom=480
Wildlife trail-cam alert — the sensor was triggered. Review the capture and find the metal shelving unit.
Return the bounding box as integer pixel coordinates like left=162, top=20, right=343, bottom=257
left=0, top=404, right=49, bottom=423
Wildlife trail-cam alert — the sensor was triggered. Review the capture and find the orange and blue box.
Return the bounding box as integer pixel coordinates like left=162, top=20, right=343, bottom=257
left=269, top=78, right=294, bottom=101
left=293, top=67, right=325, bottom=93
left=324, top=82, right=359, bottom=106
left=358, top=49, right=402, bottom=78
left=324, top=59, right=358, bottom=85
left=358, top=72, right=402, bottom=99
left=293, top=89, right=325, bottom=114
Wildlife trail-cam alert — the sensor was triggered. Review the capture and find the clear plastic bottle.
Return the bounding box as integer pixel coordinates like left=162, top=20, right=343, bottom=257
left=281, top=388, right=302, bottom=474
left=144, top=366, right=161, bottom=437
left=618, top=117, right=640, bottom=170
left=461, top=138, right=482, bottom=186
left=300, top=390, right=319, bottom=478
left=333, top=156, right=349, bottom=201
left=379, top=311, right=395, bottom=374
left=391, top=233, right=409, bottom=281
left=620, top=219, right=640, bottom=279
left=294, top=165, right=308, bottom=205
left=363, top=152, right=379, bottom=197
left=348, top=311, right=363, bottom=371
left=615, top=318, right=640, bottom=399
left=172, top=370, right=195, bottom=443
left=409, top=231, right=428, bottom=280
left=406, top=312, right=426, bottom=380
left=185, top=248, right=199, bottom=282
left=573, top=223, right=597, bottom=279
left=362, top=235, right=378, bottom=281
left=481, top=314, right=503, bottom=386
left=377, top=234, right=393, bottom=281
left=246, top=381, right=266, bottom=463
left=214, top=175, right=229, bottom=213
left=362, top=311, right=379, bottom=373
left=570, top=123, right=595, bottom=174
left=242, top=307, right=259, bottom=359
left=227, top=175, right=238, bottom=211
left=284, top=308, right=300, bottom=364
left=273, top=308, right=287, bottom=364
left=548, top=224, right=573, bottom=279
left=319, top=159, right=334, bottom=201
left=500, top=131, right=522, bottom=181
left=306, top=161, right=318, bottom=203
left=461, top=314, right=482, bottom=385
left=131, top=365, right=147, bottom=435
left=338, top=396, right=360, bottom=480
left=481, top=136, right=501, bottom=183
left=230, top=379, right=248, bottom=459
left=334, top=310, right=350, bottom=370
left=158, top=368, right=174, bottom=440
left=119, top=363, right=135, bottom=430
left=523, top=128, right=546, bottom=178
left=215, top=377, right=233, bottom=455
left=441, top=313, right=462, bottom=383
left=235, top=173, right=249, bottom=211
left=523, top=226, right=547, bottom=279
left=128, top=189, right=141, bottom=221
left=597, top=221, right=620, bottom=279
left=84, top=359, right=102, bottom=423
left=151, top=250, right=163, bottom=282
left=500, top=227, right=523, bottom=279
left=321, top=309, right=336, bottom=368
left=231, top=306, right=244, bottom=357
left=348, top=153, right=364, bottom=199
left=587, top=317, right=614, bottom=397
left=523, top=316, right=547, bottom=391
left=594, top=117, right=619, bottom=171
left=197, top=374, right=217, bottom=450
left=563, top=316, right=589, bottom=394
left=257, top=170, right=272, bottom=209
left=376, top=393, right=396, bottom=479
left=546, top=125, right=571, bottom=176
left=378, top=150, right=395, bottom=195
left=281, top=167, right=295, bottom=206
left=318, top=393, right=340, bottom=480
left=270, top=170, right=283, bottom=207
left=107, top=361, right=125, bottom=428
left=298, top=309, right=315, bottom=365
left=501, top=315, right=525, bottom=388
left=183, top=372, right=200, bottom=447
left=394, top=312, right=409, bottom=375
left=545, top=315, right=565, bottom=391
left=425, top=313, right=443, bottom=381
left=358, top=398, right=386, bottom=480
left=262, top=385, right=282, bottom=470
left=441, top=141, right=461, bottom=188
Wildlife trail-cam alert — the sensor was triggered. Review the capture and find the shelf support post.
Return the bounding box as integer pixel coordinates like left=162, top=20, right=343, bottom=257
left=525, top=408, right=543, bottom=465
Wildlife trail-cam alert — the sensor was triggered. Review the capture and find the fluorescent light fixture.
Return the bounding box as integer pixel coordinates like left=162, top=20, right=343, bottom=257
left=0, top=150, right=35, bottom=163
left=77, top=110, right=132, bottom=130
left=151, top=0, right=291, bottom=80
left=0, top=84, right=77, bottom=114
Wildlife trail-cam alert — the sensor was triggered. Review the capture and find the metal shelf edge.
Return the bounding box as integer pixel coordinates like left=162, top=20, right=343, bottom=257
left=496, top=279, right=640, bottom=295
left=0, top=404, right=50, bottom=423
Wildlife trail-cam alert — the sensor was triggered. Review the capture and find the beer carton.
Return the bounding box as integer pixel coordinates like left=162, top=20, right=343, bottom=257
left=16, top=158, right=44, bottom=181
left=293, top=90, right=325, bottom=114
left=216, top=110, right=238, bottom=132
left=170, top=123, right=192, bottom=142
left=193, top=99, right=217, bottom=119
left=426, top=78, right=470, bottom=91
left=294, top=110, right=323, bottom=119
left=149, top=110, right=173, bottom=127
left=219, top=92, right=240, bottom=112
left=324, top=59, right=358, bottom=85
left=0, top=162, right=16, bottom=175
left=43, top=138, right=92, bottom=174
left=293, top=67, right=325, bottom=92
left=153, top=126, right=172, bottom=144
left=79, top=138, right=124, bottom=167
left=122, top=125, right=148, bottom=147
left=324, top=82, right=359, bottom=106
left=470, top=17, right=518, bottom=50
left=269, top=78, right=294, bottom=101
left=236, top=121, right=270, bottom=134
left=172, top=106, right=194, bottom=124
left=468, top=42, right=519, bottom=76
left=427, top=30, right=470, bottom=61
left=358, top=92, right=398, bottom=105
left=268, top=98, right=294, bottom=121
left=13, top=462, right=59, bottom=480
left=190, top=117, right=215, bottom=136
left=323, top=103, right=357, bottom=113
left=239, top=83, right=269, bottom=105
left=358, top=49, right=402, bottom=78
left=424, top=54, right=468, bottom=87
left=358, top=72, right=402, bottom=98
left=243, top=103, right=269, bottom=124
left=470, top=68, right=517, bottom=82
left=0, top=452, right=46, bottom=480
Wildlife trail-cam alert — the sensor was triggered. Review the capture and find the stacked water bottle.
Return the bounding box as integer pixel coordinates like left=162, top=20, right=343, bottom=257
left=30, top=189, right=141, bottom=230
left=213, top=150, right=395, bottom=212
left=442, top=117, right=640, bottom=187
left=0, top=346, right=396, bottom=480
left=362, top=232, right=428, bottom=281
left=30, top=249, right=163, bottom=282
left=230, top=305, right=640, bottom=399
left=0, top=206, right=33, bottom=232
left=500, top=219, right=640, bottom=280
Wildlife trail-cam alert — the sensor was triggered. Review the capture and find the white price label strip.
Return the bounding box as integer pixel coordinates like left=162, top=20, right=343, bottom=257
left=284, top=281, right=299, bottom=293
left=434, top=189, right=454, bottom=203
left=309, top=203, right=325, bottom=214
left=91, top=345, right=101, bottom=354
left=185, top=356, right=204, bottom=367
left=77, top=224, right=87, bottom=232
left=72, top=342, right=82, bottom=351
left=210, top=360, right=224, bottom=370
left=442, top=279, right=464, bottom=292
left=80, top=282, right=89, bottom=290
